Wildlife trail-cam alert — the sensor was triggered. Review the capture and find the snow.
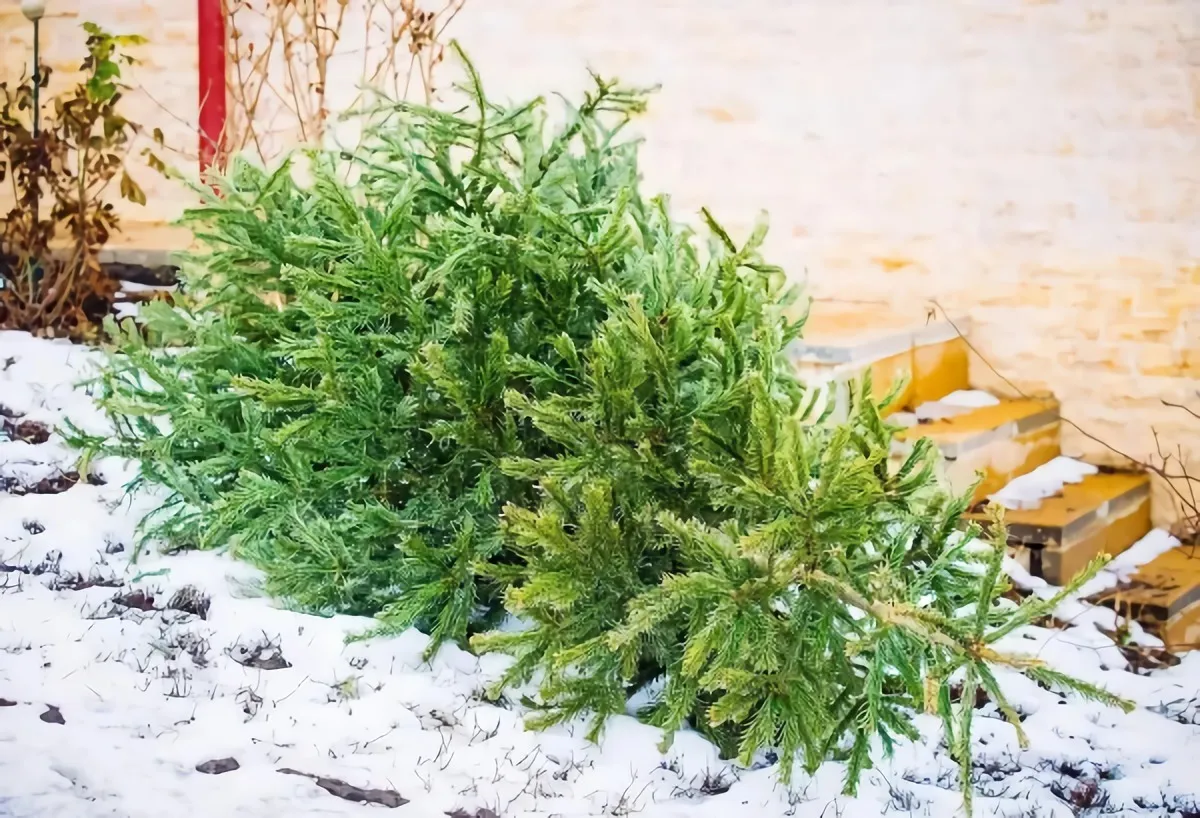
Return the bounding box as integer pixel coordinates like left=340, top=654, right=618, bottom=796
left=913, top=389, right=1001, bottom=423
left=935, top=390, right=1004, bottom=410
left=988, top=456, right=1099, bottom=511
left=888, top=390, right=1002, bottom=428
left=112, top=281, right=178, bottom=321
left=2, top=330, right=1200, bottom=817
left=111, top=302, right=141, bottom=321
left=118, top=281, right=177, bottom=295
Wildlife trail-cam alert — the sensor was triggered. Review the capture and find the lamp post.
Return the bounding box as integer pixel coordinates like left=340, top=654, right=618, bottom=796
left=19, top=0, right=46, bottom=135
left=20, top=0, right=46, bottom=287
left=20, top=0, right=46, bottom=138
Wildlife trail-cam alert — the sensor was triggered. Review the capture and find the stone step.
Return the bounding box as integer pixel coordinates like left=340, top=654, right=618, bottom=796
left=892, top=396, right=1062, bottom=504
left=787, top=300, right=970, bottom=416
left=968, top=470, right=1153, bottom=586
left=1098, top=546, right=1200, bottom=652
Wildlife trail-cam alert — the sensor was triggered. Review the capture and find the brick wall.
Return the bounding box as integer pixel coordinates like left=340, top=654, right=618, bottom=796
left=3, top=0, right=1197, bottom=525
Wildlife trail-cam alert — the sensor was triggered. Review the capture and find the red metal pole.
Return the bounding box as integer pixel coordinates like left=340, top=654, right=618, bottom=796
left=197, top=0, right=227, bottom=176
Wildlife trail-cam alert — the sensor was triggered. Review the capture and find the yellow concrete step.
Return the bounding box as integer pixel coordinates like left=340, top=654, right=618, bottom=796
left=786, top=300, right=970, bottom=417
left=968, top=470, right=1153, bottom=585
left=1099, top=546, right=1200, bottom=652
left=892, top=396, right=1062, bottom=504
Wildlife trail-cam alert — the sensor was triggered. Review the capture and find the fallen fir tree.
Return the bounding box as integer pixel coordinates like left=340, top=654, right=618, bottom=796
left=72, top=45, right=1130, bottom=810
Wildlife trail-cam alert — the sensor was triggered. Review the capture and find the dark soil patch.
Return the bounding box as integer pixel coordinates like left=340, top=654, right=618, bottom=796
left=54, top=573, right=123, bottom=592
left=196, top=757, right=240, bottom=775
left=3, top=471, right=81, bottom=496
left=1, top=550, right=66, bottom=578
left=949, top=682, right=992, bottom=710
left=1098, top=630, right=1183, bottom=674
left=113, top=589, right=157, bottom=612
left=33, top=471, right=80, bottom=494
left=277, top=768, right=408, bottom=808
left=39, top=705, right=65, bottom=725
left=2, top=419, right=51, bottom=444
left=106, top=262, right=179, bottom=288
left=1051, top=777, right=1109, bottom=811
left=698, top=773, right=733, bottom=796
left=166, top=585, right=211, bottom=620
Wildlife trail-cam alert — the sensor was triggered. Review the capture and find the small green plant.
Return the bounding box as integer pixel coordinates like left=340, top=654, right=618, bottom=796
left=75, top=46, right=1129, bottom=810
left=0, top=23, right=164, bottom=339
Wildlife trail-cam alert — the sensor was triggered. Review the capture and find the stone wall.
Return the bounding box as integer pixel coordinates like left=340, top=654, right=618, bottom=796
left=3, top=0, right=1197, bottom=524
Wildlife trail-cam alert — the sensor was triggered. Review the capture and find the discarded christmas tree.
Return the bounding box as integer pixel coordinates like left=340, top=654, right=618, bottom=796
left=75, top=46, right=1128, bottom=807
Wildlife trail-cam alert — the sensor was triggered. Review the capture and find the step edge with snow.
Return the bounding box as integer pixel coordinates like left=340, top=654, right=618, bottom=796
left=973, top=471, right=1153, bottom=584
left=889, top=399, right=1062, bottom=476
left=786, top=314, right=972, bottom=367
left=1105, top=546, right=1200, bottom=622
left=999, top=473, right=1151, bottom=544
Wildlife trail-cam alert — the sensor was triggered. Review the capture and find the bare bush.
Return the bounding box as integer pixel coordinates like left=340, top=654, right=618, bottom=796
left=220, top=0, right=467, bottom=167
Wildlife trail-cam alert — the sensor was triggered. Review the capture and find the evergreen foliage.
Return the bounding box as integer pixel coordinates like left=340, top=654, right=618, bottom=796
left=73, top=47, right=1129, bottom=808
left=81, top=59, right=657, bottom=644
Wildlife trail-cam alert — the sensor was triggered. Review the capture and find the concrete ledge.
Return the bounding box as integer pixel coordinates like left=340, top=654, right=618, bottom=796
left=97, top=247, right=180, bottom=267
left=788, top=300, right=970, bottom=369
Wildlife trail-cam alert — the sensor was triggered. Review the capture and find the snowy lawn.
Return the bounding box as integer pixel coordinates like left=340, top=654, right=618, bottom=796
left=2, top=330, right=1199, bottom=818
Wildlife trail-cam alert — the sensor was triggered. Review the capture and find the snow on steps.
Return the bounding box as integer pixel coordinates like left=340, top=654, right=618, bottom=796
left=888, top=397, right=1173, bottom=636
left=788, top=301, right=1195, bottom=651
left=1096, top=543, right=1200, bottom=652
left=785, top=302, right=1062, bottom=505
left=971, top=458, right=1152, bottom=584
left=891, top=392, right=1062, bottom=505
left=975, top=455, right=1200, bottom=651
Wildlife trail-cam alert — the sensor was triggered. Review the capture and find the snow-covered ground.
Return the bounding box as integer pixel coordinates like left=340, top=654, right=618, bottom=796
left=2, top=330, right=1199, bottom=818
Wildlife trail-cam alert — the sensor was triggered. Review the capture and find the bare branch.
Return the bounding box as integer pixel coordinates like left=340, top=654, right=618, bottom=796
left=219, top=0, right=466, bottom=169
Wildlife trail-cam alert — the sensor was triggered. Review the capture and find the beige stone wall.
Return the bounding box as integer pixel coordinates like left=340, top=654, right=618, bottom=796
left=3, top=0, right=1197, bottom=523
left=0, top=0, right=197, bottom=244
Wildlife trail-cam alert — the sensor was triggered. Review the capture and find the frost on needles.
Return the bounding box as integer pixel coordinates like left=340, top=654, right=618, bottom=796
left=75, top=46, right=1130, bottom=808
